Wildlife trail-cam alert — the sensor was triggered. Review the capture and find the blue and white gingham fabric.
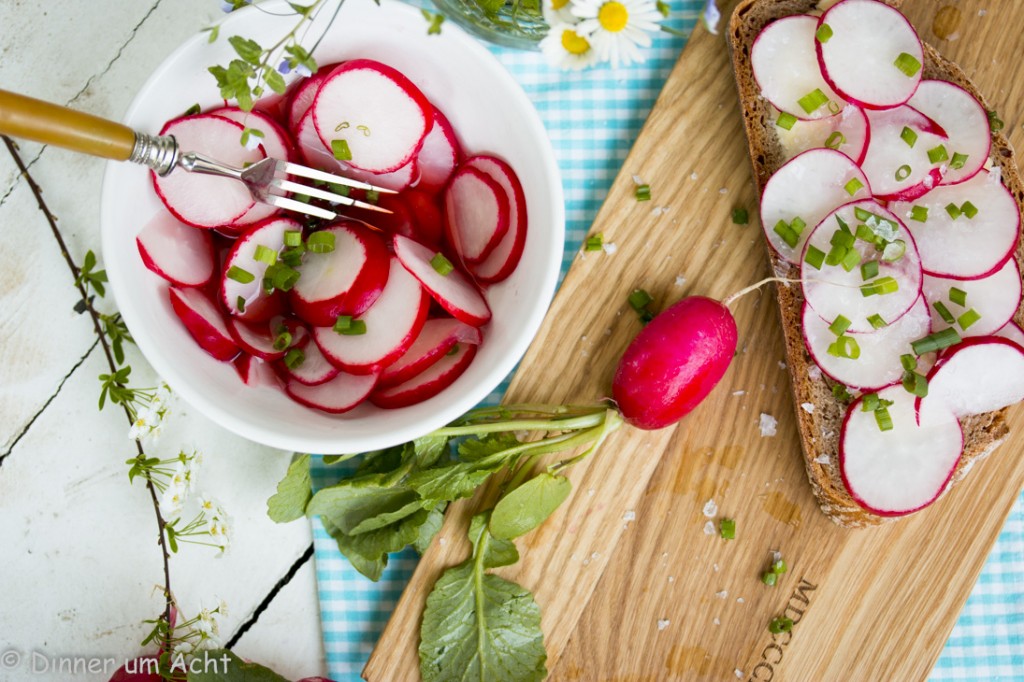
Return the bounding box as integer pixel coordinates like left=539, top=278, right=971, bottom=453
left=310, top=4, right=1024, bottom=678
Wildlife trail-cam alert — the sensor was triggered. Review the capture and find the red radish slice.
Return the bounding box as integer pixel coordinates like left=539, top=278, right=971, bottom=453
left=378, top=318, right=483, bottom=389
left=840, top=384, right=963, bottom=516
left=221, top=216, right=300, bottom=317
left=282, top=339, right=341, bottom=386
left=801, top=200, right=923, bottom=332
left=927, top=337, right=1024, bottom=417
left=370, top=342, right=478, bottom=409
left=464, top=155, right=528, bottom=284
left=444, top=166, right=510, bottom=264
left=415, top=108, right=461, bottom=192
left=153, top=114, right=265, bottom=228
left=817, top=0, right=924, bottom=109
left=287, top=71, right=329, bottom=131
left=312, top=59, right=432, bottom=173
left=751, top=15, right=845, bottom=120
left=235, top=354, right=281, bottom=388
left=168, top=286, right=240, bottom=361
left=802, top=296, right=931, bottom=390
left=285, top=371, right=379, bottom=414
left=289, top=223, right=391, bottom=326
left=340, top=158, right=418, bottom=192
left=227, top=317, right=288, bottom=361
left=403, top=189, right=445, bottom=246
left=393, top=235, right=492, bottom=326
left=136, top=211, right=215, bottom=287
left=908, top=80, right=991, bottom=186
left=995, top=321, right=1024, bottom=350
left=892, top=170, right=1021, bottom=280
left=759, top=149, right=871, bottom=264
left=922, top=259, right=1022, bottom=337
left=295, top=108, right=342, bottom=171
left=861, top=106, right=947, bottom=201
left=313, top=258, right=430, bottom=374
left=775, top=105, right=869, bottom=165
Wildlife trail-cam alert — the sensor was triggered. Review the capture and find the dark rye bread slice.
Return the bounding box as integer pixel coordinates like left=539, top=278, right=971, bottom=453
left=728, top=0, right=1024, bottom=527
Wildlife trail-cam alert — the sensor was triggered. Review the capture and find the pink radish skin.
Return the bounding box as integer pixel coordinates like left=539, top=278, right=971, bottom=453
left=775, top=105, right=870, bottom=165
left=370, top=342, right=478, bottom=409
left=281, top=340, right=341, bottom=386
left=925, top=337, right=1024, bottom=417
left=861, top=105, right=947, bottom=202
left=312, top=59, right=433, bottom=173
left=444, top=166, right=510, bottom=264
left=403, top=189, right=445, bottom=246
left=295, top=108, right=343, bottom=171
left=287, top=70, right=330, bottom=131
left=285, top=371, right=379, bottom=414
left=908, top=80, right=991, bottom=186
left=312, top=258, right=430, bottom=375
left=612, top=296, right=738, bottom=430
left=289, top=223, right=391, bottom=327
left=221, top=216, right=300, bottom=319
left=168, top=286, right=240, bottom=362
left=136, top=212, right=215, bottom=288
left=227, top=316, right=308, bottom=361
left=464, top=155, right=529, bottom=284
left=234, top=353, right=283, bottom=388
left=995, top=321, right=1024, bottom=350
left=416, top=108, right=461, bottom=192
left=379, top=318, right=483, bottom=389
left=922, top=259, right=1022, bottom=337
left=339, top=158, right=419, bottom=192
left=393, top=235, right=492, bottom=326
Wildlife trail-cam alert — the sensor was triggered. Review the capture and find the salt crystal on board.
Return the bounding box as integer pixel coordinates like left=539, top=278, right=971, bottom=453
left=715, top=590, right=728, bottom=599
left=623, top=510, right=636, bottom=522
left=704, top=521, right=716, bottom=535
left=703, top=499, right=718, bottom=517
left=759, top=413, right=778, bottom=437
left=657, top=619, right=670, bottom=631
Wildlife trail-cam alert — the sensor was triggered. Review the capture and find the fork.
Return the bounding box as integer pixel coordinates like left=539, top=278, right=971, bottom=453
left=0, top=88, right=394, bottom=220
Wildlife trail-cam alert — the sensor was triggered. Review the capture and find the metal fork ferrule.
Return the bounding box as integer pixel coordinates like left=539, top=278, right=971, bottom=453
left=129, top=133, right=178, bottom=176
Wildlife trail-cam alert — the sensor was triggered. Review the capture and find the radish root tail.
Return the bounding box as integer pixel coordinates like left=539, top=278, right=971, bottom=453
left=722, top=277, right=802, bottom=307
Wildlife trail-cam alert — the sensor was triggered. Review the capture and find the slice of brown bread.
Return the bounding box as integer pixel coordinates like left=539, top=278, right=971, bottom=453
left=727, top=0, right=1024, bottom=527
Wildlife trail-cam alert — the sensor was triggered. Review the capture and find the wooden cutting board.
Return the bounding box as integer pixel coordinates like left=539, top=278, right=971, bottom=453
left=365, top=1, right=1024, bottom=679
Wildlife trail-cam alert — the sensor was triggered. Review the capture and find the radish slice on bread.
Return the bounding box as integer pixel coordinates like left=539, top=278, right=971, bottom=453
left=840, top=384, right=963, bottom=516
left=136, top=212, right=215, bottom=288
left=464, top=155, right=528, bottom=284
left=775, top=105, right=869, bottom=165
left=926, top=338, right=1024, bottom=417
left=285, top=371, right=379, bottom=414
left=221, top=216, right=301, bottom=318
left=922, top=259, right=1022, bottom=337
left=444, top=166, right=510, bottom=264
left=995, top=321, right=1024, bottom=351
left=860, top=105, right=947, bottom=201
left=168, top=286, right=240, bottom=362
left=908, top=80, right=991, bottom=186
left=379, top=318, right=483, bottom=389
left=393, top=235, right=492, bottom=327
left=370, top=342, right=478, bottom=409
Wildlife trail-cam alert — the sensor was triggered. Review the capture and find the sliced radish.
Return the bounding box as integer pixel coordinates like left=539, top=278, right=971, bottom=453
left=775, top=105, right=870, bottom=165
left=312, top=59, right=432, bottom=173
left=892, top=170, right=1021, bottom=280
left=995, top=321, right=1024, bottom=350
left=289, top=222, right=391, bottom=326
left=370, top=193, right=419, bottom=240
left=281, top=339, right=341, bottom=386
left=861, top=106, right=947, bottom=201
left=415, top=108, right=460, bottom=192
left=403, top=189, right=445, bottom=246
left=393, top=235, right=492, bottom=327
left=370, top=342, right=478, bottom=409
left=339, top=158, right=418, bottom=192
left=221, top=216, right=299, bottom=318
left=751, top=15, right=844, bottom=120
left=759, top=149, right=871, bottom=264
left=285, top=371, right=379, bottom=414
left=287, top=71, right=329, bottom=131
left=908, top=80, right=991, bottom=186
left=464, top=155, right=528, bottom=284
left=926, top=337, right=1024, bottom=417
left=294, top=108, right=342, bottom=171
left=817, top=0, right=923, bottom=109
left=802, top=296, right=931, bottom=390
left=227, top=316, right=308, bottom=361
left=922, top=259, right=1022, bottom=337
left=840, top=384, right=963, bottom=516
left=444, top=166, right=510, bottom=264
left=168, top=286, right=240, bottom=361
left=313, top=258, right=430, bottom=374
left=378, top=318, right=483, bottom=388
left=136, top=211, right=215, bottom=287
left=153, top=114, right=264, bottom=228
left=801, top=200, right=923, bottom=332
left=235, top=354, right=282, bottom=388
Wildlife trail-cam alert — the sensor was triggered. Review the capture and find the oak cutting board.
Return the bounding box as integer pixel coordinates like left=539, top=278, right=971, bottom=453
left=365, top=1, right=1024, bottom=679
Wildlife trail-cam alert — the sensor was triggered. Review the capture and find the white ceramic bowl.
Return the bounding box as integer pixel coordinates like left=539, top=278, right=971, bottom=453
left=101, top=0, right=563, bottom=454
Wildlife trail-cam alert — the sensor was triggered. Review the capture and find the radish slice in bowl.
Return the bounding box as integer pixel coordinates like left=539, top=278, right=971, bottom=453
left=775, top=105, right=869, bottom=165
left=464, top=155, right=528, bottom=284
left=445, top=166, right=510, bottom=264
left=287, top=70, right=329, bottom=131
left=393, top=235, right=491, bottom=327
left=378, top=318, right=483, bottom=389
left=860, top=105, right=947, bottom=202
left=168, top=286, right=240, bottom=362
left=281, top=339, right=341, bottom=386
left=221, top=216, right=301, bottom=318
left=922, top=259, right=1022, bottom=337
left=416, top=108, right=461, bottom=192
left=136, top=212, right=215, bottom=288
left=370, top=342, right=478, bottom=409
left=926, top=337, right=1024, bottom=417
left=285, top=370, right=379, bottom=414
left=908, top=80, right=991, bottom=186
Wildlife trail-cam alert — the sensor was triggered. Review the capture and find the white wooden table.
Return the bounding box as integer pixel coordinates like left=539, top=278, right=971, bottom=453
left=0, top=1, right=328, bottom=678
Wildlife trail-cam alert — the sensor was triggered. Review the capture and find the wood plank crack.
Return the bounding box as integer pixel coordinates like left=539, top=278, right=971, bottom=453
left=225, top=543, right=315, bottom=649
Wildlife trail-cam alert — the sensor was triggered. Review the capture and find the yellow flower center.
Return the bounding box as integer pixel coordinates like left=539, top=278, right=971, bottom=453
left=598, top=1, right=629, bottom=32
left=551, top=0, right=570, bottom=10
left=561, top=28, right=591, bottom=55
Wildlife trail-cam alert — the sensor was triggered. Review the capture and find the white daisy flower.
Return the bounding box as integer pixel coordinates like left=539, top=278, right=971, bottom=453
left=542, top=0, right=576, bottom=25
left=571, top=0, right=663, bottom=67
left=541, top=23, right=600, bottom=71
left=160, top=480, right=185, bottom=519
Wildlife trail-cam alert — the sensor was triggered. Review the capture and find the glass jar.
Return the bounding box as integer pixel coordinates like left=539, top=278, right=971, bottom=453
left=432, top=0, right=549, bottom=49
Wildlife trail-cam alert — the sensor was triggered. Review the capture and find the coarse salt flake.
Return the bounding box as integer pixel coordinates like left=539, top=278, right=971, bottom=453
left=735, top=670, right=744, bottom=679
left=704, top=521, right=716, bottom=535
left=733, top=390, right=746, bottom=396
left=657, top=619, right=670, bottom=631
left=814, top=455, right=830, bottom=465
left=801, top=402, right=815, bottom=414
left=602, top=242, right=618, bottom=255
left=675, top=275, right=687, bottom=286
left=715, top=590, right=728, bottom=599
left=759, top=413, right=778, bottom=437
left=703, top=499, right=718, bottom=517
left=623, top=510, right=636, bottom=522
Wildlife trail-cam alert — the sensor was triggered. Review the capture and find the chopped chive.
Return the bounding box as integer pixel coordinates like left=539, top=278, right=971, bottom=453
left=882, top=239, right=906, bottom=263
left=183, top=103, right=202, bottom=116
left=797, top=88, right=829, bottom=114
left=861, top=260, right=880, bottom=280
left=719, top=518, right=735, bottom=540
left=292, top=193, right=311, bottom=204
left=815, top=23, right=833, bottom=43
left=333, top=315, right=367, bottom=336
left=825, top=244, right=847, bottom=268
left=861, top=393, right=880, bottom=412
left=840, top=246, right=861, bottom=272
left=945, top=203, right=962, bottom=219
left=254, top=244, right=278, bottom=265
left=828, top=100, right=841, bottom=115
left=912, top=328, right=962, bottom=355
left=909, top=205, right=928, bottom=223
left=844, top=178, right=864, bottom=196
left=227, top=265, right=255, bottom=284
left=950, top=152, right=969, bottom=170
left=960, top=201, right=978, bottom=219
left=900, top=354, right=917, bottom=371
left=830, top=228, right=855, bottom=249
left=776, top=112, right=798, bottom=131
left=899, top=126, right=918, bottom=148
left=860, top=276, right=899, bottom=297
left=853, top=207, right=872, bottom=222
left=893, top=52, right=922, bottom=77
left=790, top=216, right=806, bottom=235
left=628, top=288, right=654, bottom=312
left=949, top=287, right=967, bottom=307
left=365, top=189, right=380, bottom=204
left=855, top=224, right=876, bottom=243
left=263, top=263, right=300, bottom=293
left=284, top=230, right=303, bottom=247
left=836, top=214, right=851, bottom=233
left=933, top=300, right=956, bottom=325
left=833, top=384, right=853, bottom=401
left=327, top=181, right=350, bottom=197
left=773, top=220, right=800, bottom=249
left=868, top=314, right=888, bottom=329
left=272, top=330, right=293, bottom=351
left=279, top=246, right=304, bottom=268
left=958, top=308, right=981, bottom=330
left=895, top=164, right=912, bottom=182
left=825, top=131, right=845, bottom=150
left=284, top=348, right=305, bottom=370
left=236, top=295, right=246, bottom=313
left=804, top=245, right=826, bottom=270
left=772, top=559, right=787, bottom=574
left=927, top=145, right=949, bottom=164
left=829, top=315, right=852, bottom=336
left=875, top=406, right=894, bottom=432
left=333, top=315, right=353, bottom=333
left=989, top=111, right=1005, bottom=132
left=902, top=371, right=929, bottom=398
left=827, top=335, right=861, bottom=360
left=769, top=617, right=794, bottom=634
left=431, top=252, right=454, bottom=276
left=635, top=184, right=652, bottom=202
left=732, top=208, right=749, bottom=225
left=762, top=572, right=778, bottom=587
left=446, top=343, right=460, bottom=357
left=331, top=138, right=352, bottom=161
left=307, top=230, right=336, bottom=254
left=585, top=233, right=604, bottom=251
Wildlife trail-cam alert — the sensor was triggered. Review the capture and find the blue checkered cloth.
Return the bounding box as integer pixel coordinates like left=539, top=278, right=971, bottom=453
left=310, top=3, right=1024, bottom=678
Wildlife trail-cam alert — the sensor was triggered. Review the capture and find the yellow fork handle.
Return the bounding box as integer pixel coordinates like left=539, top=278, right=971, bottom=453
left=0, top=88, right=136, bottom=161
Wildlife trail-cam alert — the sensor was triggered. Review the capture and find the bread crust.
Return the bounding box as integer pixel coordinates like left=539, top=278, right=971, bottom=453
left=728, top=0, right=1024, bottom=527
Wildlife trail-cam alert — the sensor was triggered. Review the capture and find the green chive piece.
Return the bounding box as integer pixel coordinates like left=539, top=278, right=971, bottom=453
left=769, top=617, right=794, bottom=634
left=828, top=100, right=841, bottom=115
left=236, top=295, right=246, bottom=313
left=772, top=559, right=788, bottom=574
left=895, top=164, right=912, bottom=182
left=861, top=276, right=899, bottom=297
left=635, top=184, right=652, bottom=202
left=928, top=145, right=949, bottom=164
left=628, top=288, right=654, bottom=312
left=829, top=315, right=852, bottom=336
left=227, top=265, right=255, bottom=284
left=900, top=126, right=918, bottom=148
left=790, top=216, right=806, bottom=235
left=958, top=308, right=981, bottom=330
left=825, top=244, right=847, bottom=267
left=989, top=111, right=1005, bottom=132
left=933, top=300, right=956, bottom=325
left=273, top=330, right=293, bottom=351
left=961, top=201, right=978, bottom=219
left=254, top=245, right=278, bottom=265
left=293, top=193, right=311, bottom=204
left=844, top=178, right=864, bottom=196
left=307, top=231, right=336, bottom=254
left=830, top=228, right=855, bottom=249
left=331, top=138, right=352, bottom=161
left=797, top=88, right=829, bottom=114
left=804, top=245, right=826, bottom=270
left=875, top=406, right=894, bottom=432
left=894, top=52, right=922, bottom=77
left=815, top=23, right=833, bottom=43
left=900, top=354, right=917, bottom=371
left=365, top=189, right=380, bottom=205
left=284, top=348, right=305, bottom=370
left=279, top=246, right=304, bottom=268
left=832, top=384, right=853, bottom=401
left=910, top=205, right=929, bottom=223
left=949, top=287, right=967, bottom=307
left=855, top=224, right=876, bottom=243
left=762, top=572, right=778, bottom=587
left=825, top=131, right=845, bottom=150
left=776, top=112, right=798, bottom=131
left=183, top=103, right=202, bottom=116
left=284, top=230, right=302, bottom=247
left=912, top=328, right=962, bottom=355
left=853, top=207, right=872, bottom=222
left=431, top=252, right=454, bottom=276
left=950, top=152, right=969, bottom=170
left=828, top=335, right=861, bottom=360
left=333, top=315, right=366, bottom=336
left=861, top=393, right=880, bottom=412
left=732, top=208, right=749, bottom=225
left=840, top=246, right=862, bottom=272
left=333, top=315, right=353, bottom=333
left=882, top=239, right=906, bottom=263
left=719, top=518, right=736, bottom=540
left=868, top=314, right=888, bottom=329
left=585, top=233, right=604, bottom=251
left=945, top=203, right=962, bottom=220
left=902, top=371, right=929, bottom=398
left=836, top=214, right=851, bottom=233
left=446, top=343, right=460, bottom=357
left=774, top=220, right=800, bottom=249
left=861, top=260, right=880, bottom=281
left=263, top=263, right=300, bottom=293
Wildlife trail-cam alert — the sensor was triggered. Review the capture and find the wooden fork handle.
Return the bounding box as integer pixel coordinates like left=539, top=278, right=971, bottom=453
left=0, top=88, right=136, bottom=161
